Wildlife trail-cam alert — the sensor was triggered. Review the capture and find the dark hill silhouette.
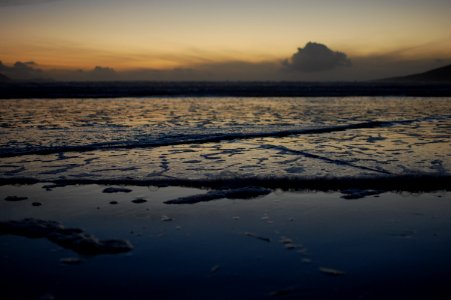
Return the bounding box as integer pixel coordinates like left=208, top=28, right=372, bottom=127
left=0, top=72, right=11, bottom=82
left=1, top=64, right=451, bottom=98
left=381, top=64, right=451, bottom=83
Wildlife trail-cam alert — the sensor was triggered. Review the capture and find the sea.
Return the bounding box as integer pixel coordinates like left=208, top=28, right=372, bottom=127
left=0, top=97, right=450, bottom=182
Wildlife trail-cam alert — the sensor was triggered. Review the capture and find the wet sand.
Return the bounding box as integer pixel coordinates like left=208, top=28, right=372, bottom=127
left=1, top=183, right=450, bottom=300
left=1, top=97, right=450, bottom=299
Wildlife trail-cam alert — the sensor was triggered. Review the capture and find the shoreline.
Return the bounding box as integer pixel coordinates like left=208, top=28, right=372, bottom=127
left=1, top=174, right=450, bottom=192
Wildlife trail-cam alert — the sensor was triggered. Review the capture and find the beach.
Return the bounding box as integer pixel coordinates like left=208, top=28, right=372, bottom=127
left=1, top=96, right=450, bottom=299
left=2, top=0, right=451, bottom=298
left=1, top=184, right=450, bottom=299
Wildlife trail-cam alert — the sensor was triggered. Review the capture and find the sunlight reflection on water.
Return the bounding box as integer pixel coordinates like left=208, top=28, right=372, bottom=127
left=0, top=97, right=450, bottom=180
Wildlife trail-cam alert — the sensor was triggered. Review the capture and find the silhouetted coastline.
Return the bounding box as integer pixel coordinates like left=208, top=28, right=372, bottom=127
left=1, top=81, right=451, bottom=99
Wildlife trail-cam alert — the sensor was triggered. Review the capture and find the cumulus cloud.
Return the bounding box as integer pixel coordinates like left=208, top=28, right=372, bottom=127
left=283, top=42, right=351, bottom=72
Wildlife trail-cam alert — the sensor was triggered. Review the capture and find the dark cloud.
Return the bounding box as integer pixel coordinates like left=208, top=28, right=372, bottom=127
left=48, top=66, right=118, bottom=81
left=1, top=51, right=447, bottom=82
left=133, top=62, right=279, bottom=81
left=283, top=42, right=351, bottom=72
left=0, top=60, right=47, bottom=80
left=13, top=61, right=37, bottom=69
left=91, top=66, right=117, bottom=80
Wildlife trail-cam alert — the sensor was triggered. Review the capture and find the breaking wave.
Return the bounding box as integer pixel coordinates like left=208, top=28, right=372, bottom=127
left=0, top=117, right=438, bottom=158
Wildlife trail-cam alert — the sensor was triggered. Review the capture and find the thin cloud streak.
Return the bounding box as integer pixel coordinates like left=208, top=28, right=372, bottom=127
left=2, top=39, right=271, bottom=70
left=0, top=0, right=62, bottom=7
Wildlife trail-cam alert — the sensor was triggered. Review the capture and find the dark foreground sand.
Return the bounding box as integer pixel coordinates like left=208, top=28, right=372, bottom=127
left=1, top=184, right=450, bottom=300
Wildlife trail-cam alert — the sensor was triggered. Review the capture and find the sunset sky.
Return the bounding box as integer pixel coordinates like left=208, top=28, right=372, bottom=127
left=1, top=0, right=451, bottom=80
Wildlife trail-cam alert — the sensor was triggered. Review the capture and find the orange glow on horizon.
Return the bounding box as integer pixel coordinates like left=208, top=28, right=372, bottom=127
left=1, top=0, right=451, bottom=72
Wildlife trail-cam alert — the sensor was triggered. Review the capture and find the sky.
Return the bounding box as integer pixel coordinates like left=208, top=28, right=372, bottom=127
left=1, top=0, right=451, bottom=81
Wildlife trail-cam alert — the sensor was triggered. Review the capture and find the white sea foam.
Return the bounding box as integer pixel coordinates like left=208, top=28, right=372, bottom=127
left=0, top=97, right=450, bottom=181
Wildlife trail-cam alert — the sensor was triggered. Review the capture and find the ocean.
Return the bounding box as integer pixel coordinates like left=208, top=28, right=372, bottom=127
left=0, top=97, right=450, bottom=181
left=1, top=96, right=450, bottom=300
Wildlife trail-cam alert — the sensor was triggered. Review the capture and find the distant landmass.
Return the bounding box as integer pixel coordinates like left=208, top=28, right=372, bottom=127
left=1, top=65, right=451, bottom=98
left=381, top=64, right=451, bottom=83
left=0, top=73, right=11, bottom=82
